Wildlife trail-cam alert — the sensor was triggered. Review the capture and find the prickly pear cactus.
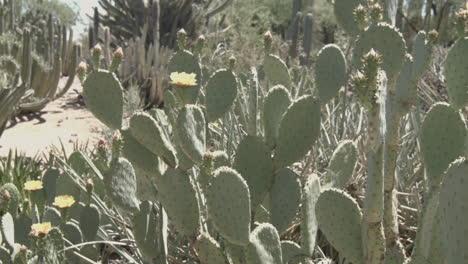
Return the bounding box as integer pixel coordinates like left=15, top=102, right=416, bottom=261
left=444, top=37, right=468, bottom=109
left=154, top=168, right=200, bottom=236
left=263, top=55, right=291, bottom=88
left=205, top=69, right=238, bottom=122
left=263, top=85, right=292, bottom=149
left=104, top=157, right=140, bottom=213
left=245, top=223, right=283, bottom=264
left=301, top=174, right=321, bottom=256
left=322, top=140, right=358, bottom=190
left=315, top=189, right=364, bottom=264
left=82, top=71, right=124, bottom=130
left=206, top=167, right=251, bottom=246
left=174, top=104, right=206, bottom=164
left=269, top=168, right=301, bottom=234
left=274, top=95, right=321, bottom=169
left=315, top=44, right=347, bottom=104
left=420, top=102, right=466, bottom=187
left=234, top=135, right=274, bottom=209
left=439, top=158, right=468, bottom=264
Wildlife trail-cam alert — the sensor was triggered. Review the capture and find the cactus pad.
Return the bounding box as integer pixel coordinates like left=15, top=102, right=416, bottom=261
left=315, top=44, right=347, bottom=104
left=315, top=188, right=364, bottom=264
left=274, top=95, right=321, bottom=169
left=194, top=233, right=226, bottom=264
left=80, top=204, right=100, bottom=241
left=206, top=167, right=251, bottom=246
left=353, top=23, right=406, bottom=80
left=155, top=168, right=200, bottom=236
left=270, top=168, right=302, bottom=234
left=83, top=70, right=123, bottom=130
left=323, top=140, right=358, bottom=189
left=301, top=174, right=321, bottom=256
left=168, top=50, right=202, bottom=104
left=263, top=85, right=292, bottom=149
left=205, top=69, right=238, bottom=122
left=281, top=241, right=304, bottom=264
left=263, top=55, right=291, bottom=88
left=439, top=158, right=468, bottom=264
left=133, top=201, right=163, bottom=260
left=234, top=136, right=274, bottom=209
left=129, top=111, right=178, bottom=168
left=175, top=104, right=206, bottom=164
left=245, top=223, right=282, bottom=264
left=420, top=102, right=466, bottom=186
left=444, top=37, right=468, bottom=109
left=104, top=157, right=140, bottom=213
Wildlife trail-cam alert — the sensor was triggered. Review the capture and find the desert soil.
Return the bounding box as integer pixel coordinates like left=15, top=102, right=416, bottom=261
left=0, top=77, right=105, bottom=157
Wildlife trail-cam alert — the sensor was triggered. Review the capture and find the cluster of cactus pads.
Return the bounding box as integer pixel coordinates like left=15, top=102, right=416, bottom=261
left=53, top=1, right=467, bottom=264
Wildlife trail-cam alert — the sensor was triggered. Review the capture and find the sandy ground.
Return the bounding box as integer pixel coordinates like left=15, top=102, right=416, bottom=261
left=0, top=77, right=105, bottom=157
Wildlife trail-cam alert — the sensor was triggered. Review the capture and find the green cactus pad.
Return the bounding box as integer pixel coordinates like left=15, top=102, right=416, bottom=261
left=194, top=233, right=226, bottom=264
left=0, top=183, right=19, bottom=217
left=205, top=69, right=238, bottom=122
left=155, top=168, right=200, bottom=236
left=62, top=221, right=83, bottom=245
left=270, top=168, right=302, bottom=234
left=395, top=55, right=417, bottom=116
left=281, top=241, right=304, bottom=264
left=1, top=213, right=14, bottom=248
left=353, top=23, right=406, bottom=80
left=168, top=50, right=202, bottom=104
left=104, top=157, right=140, bottom=213
left=439, top=158, right=468, bottom=264
left=274, top=95, right=321, bottom=169
left=234, top=136, right=274, bottom=209
left=411, top=31, right=432, bottom=79
left=420, top=102, right=466, bottom=186
left=133, top=201, right=163, bottom=260
left=315, top=188, right=363, bottom=264
left=444, top=37, right=468, bottom=109
left=263, top=55, right=291, bottom=88
left=315, top=44, right=347, bottom=104
left=43, top=207, right=61, bottom=227
left=14, top=213, right=32, bottom=247
left=263, top=85, right=292, bottom=149
left=83, top=70, right=123, bottom=130
left=322, top=140, right=358, bottom=189
left=43, top=168, right=59, bottom=205
left=206, top=167, right=251, bottom=246
left=175, top=104, right=206, bottom=163
left=245, top=223, right=282, bottom=264
left=174, top=140, right=196, bottom=171
left=121, top=129, right=162, bottom=174
left=301, top=174, right=321, bottom=256
left=129, top=111, right=178, bottom=168
left=334, top=0, right=367, bottom=36
left=80, top=204, right=100, bottom=241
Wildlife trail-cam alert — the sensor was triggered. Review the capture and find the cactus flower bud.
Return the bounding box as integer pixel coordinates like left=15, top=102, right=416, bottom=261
left=2, top=190, right=10, bottom=201
left=177, top=28, right=187, bottom=50
left=369, top=3, right=383, bottom=23
left=194, top=35, right=206, bottom=55
left=77, top=61, right=88, bottom=83
left=229, top=56, right=236, bottom=69
left=110, top=47, right=123, bottom=73
left=428, top=30, right=439, bottom=42
left=354, top=5, right=368, bottom=31
left=20, top=245, right=28, bottom=252
left=86, top=178, right=94, bottom=193
left=92, top=44, right=102, bottom=69
left=263, top=31, right=273, bottom=54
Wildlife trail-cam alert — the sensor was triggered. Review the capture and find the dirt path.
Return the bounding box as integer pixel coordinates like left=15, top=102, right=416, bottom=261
left=0, top=77, right=105, bottom=157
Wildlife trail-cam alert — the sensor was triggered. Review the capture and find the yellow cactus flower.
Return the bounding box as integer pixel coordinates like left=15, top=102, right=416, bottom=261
left=31, top=222, right=52, bottom=236
left=24, top=180, right=43, bottom=191
left=53, top=195, right=75, bottom=208
left=170, top=72, right=197, bottom=87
